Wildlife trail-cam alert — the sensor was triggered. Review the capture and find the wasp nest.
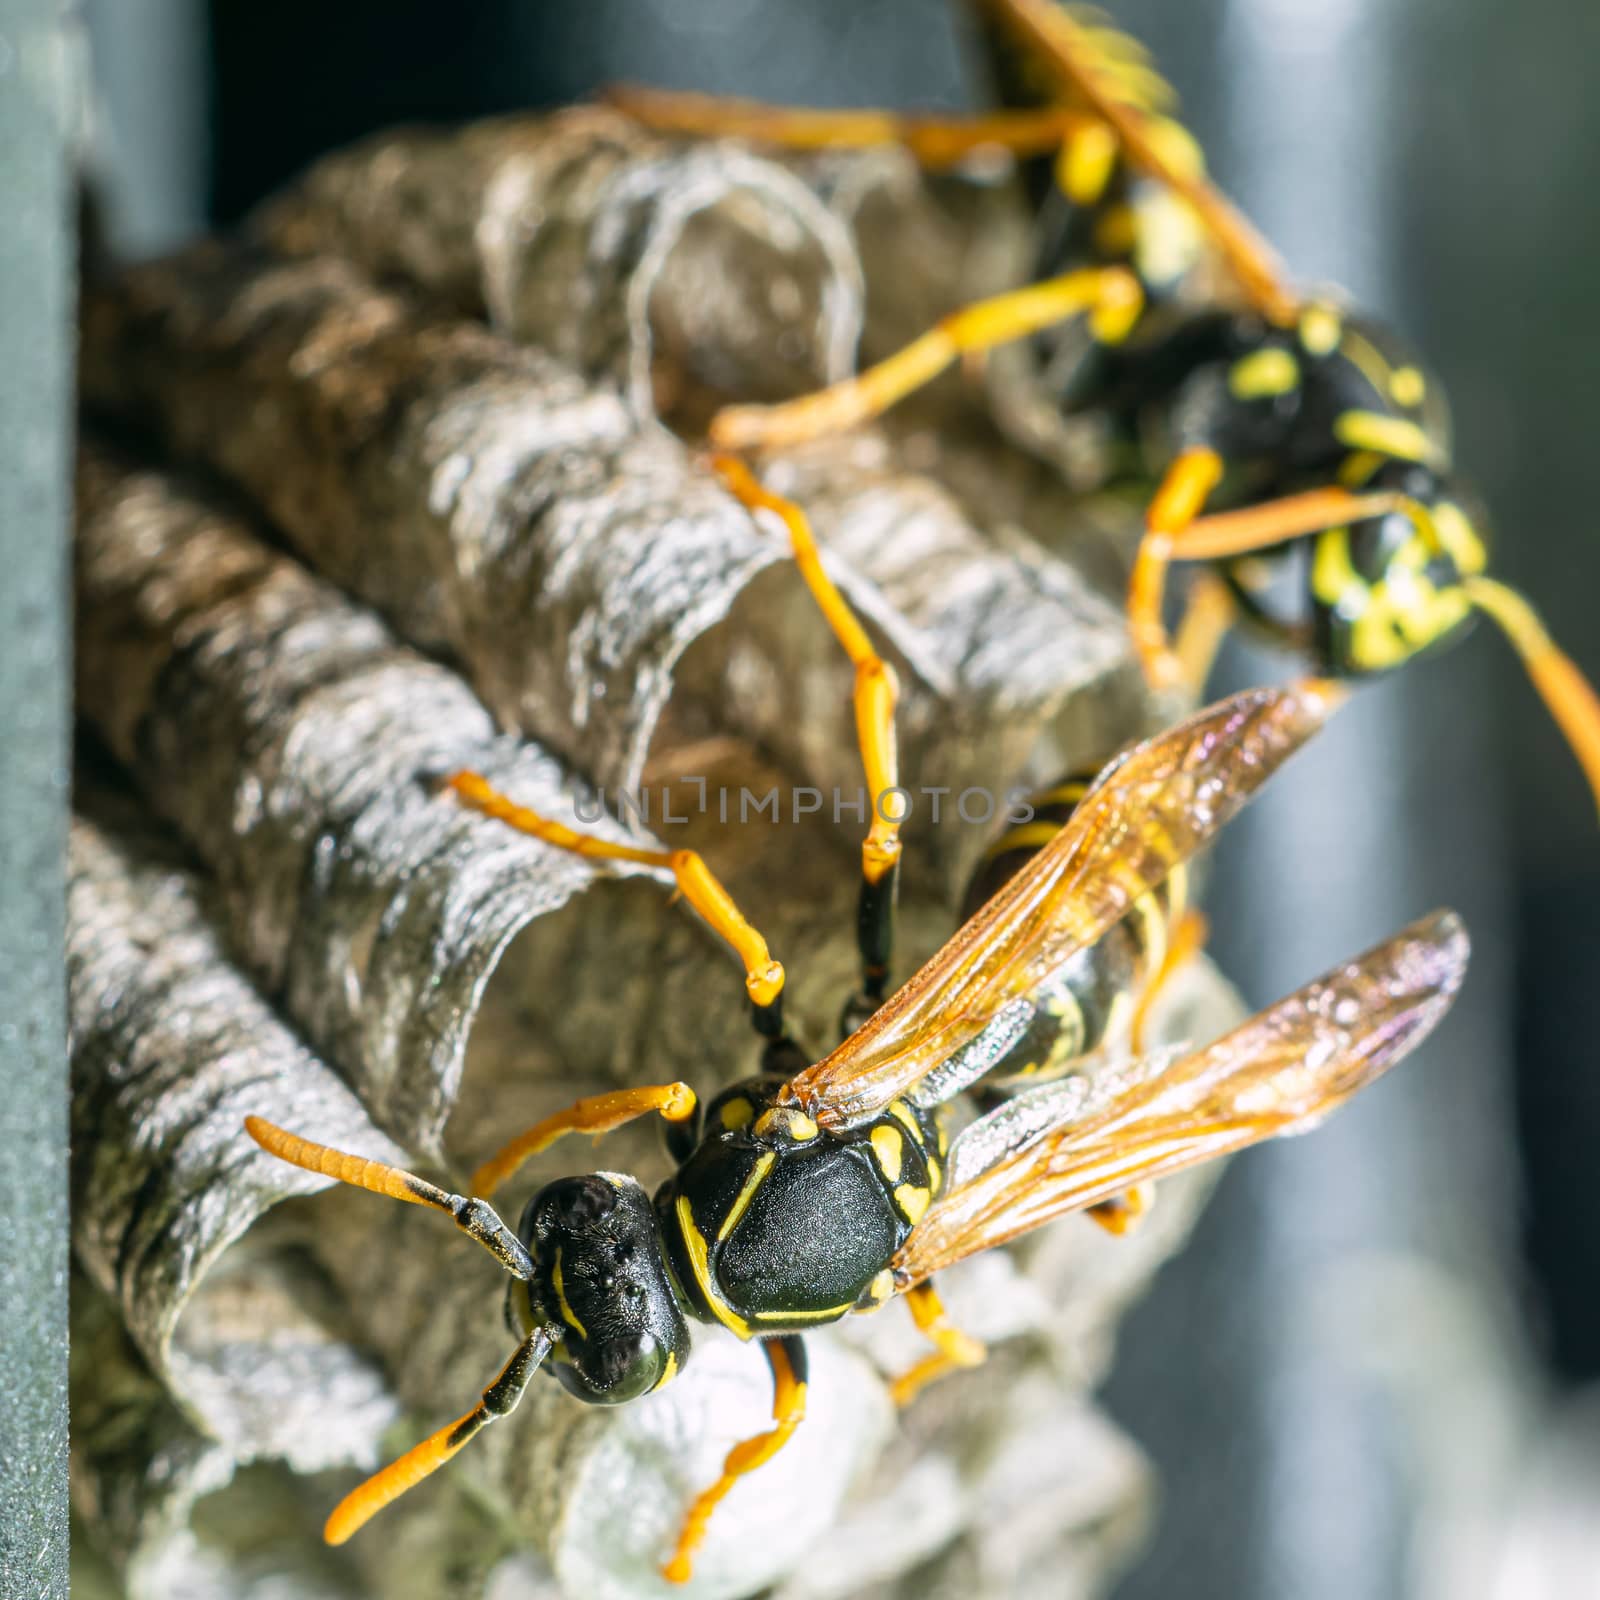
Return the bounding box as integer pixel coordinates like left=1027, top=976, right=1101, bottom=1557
left=72, top=109, right=1239, bottom=1600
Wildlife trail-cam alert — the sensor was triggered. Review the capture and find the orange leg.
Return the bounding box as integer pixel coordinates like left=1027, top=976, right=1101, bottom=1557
left=1084, top=1183, right=1156, bottom=1237
left=663, top=1335, right=809, bottom=1584
left=1129, top=470, right=1411, bottom=690
left=886, top=1279, right=987, bottom=1407
left=1130, top=907, right=1210, bottom=1057
left=325, top=1323, right=554, bottom=1545
left=604, top=83, right=1096, bottom=169
left=244, top=1117, right=535, bottom=1280
left=446, top=770, right=783, bottom=1017
left=470, top=1082, right=697, bottom=1199
left=1171, top=572, right=1238, bottom=696
left=712, top=456, right=906, bottom=1008
left=710, top=265, right=1143, bottom=451
left=1464, top=577, right=1600, bottom=820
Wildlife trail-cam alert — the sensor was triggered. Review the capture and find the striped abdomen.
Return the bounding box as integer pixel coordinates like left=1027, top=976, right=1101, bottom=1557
left=959, top=776, right=1187, bottom=1086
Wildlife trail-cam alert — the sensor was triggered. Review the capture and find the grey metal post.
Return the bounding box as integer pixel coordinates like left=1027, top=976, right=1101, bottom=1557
left=0, top=2, right=74, bottom=1597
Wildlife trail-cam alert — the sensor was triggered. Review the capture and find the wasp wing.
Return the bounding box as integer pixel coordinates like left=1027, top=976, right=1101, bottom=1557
left=892, top=909, right=1469, bottom=1285
left=784, top=682, right=1335, bottom=1130
left=975, top=0, right=1296, bottom=321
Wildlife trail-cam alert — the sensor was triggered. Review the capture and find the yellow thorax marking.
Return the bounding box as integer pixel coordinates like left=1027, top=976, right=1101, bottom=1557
left=1390, top=365, right=1427, bottom=407
left=753, top=1105, right=818, bottom=1142
left=718, top=1152, right=775, bottom=1243
left=888, top=1100, right=923, bottom=1145
left=750, top=1304, right=849, bottom=1325
left=1333, top=410, right=1438, bottom=465
left=719, top=1096, right=754, bottom=1132
left=1228, top=348, right=1299, bottom=401
left=895, top=1183, right=932, bottom=1225
left=1299, top=303, right=1342, bottom=356
left=552, top=1248, right=588, bottom=1340
left=675, top=1195, right=751, bottom=1338
left=870, top=1124, right=904, bottom=1185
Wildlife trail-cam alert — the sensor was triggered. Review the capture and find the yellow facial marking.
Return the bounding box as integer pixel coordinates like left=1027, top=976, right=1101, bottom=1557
left=552, top=1248, right=588, bottom=1340
left=1333, top=410, right=1437, bottom=465
left=1311, top=527, right=1364, bottom=610
left=675, top=1195, right=751, bottom=1338
left=719, top=1097, right=753, bottom=1132
left=1338, top=450, right=1387, bottom=489
left=1299, top=304, right=1342, bottom=356
left=718, top=1152, right=775, bottom=1243
left=1389, top=365, right=1426, bottom=408
left=870, top=1124, right=904, bottom=1185
left=654, top=1350, right=678, bottom=1390
left=1228, top=348, right=1300, bottom=401
left=1431, top=502, right=1488, bottom=575
left=895, top=1183, right=932, bottom=1225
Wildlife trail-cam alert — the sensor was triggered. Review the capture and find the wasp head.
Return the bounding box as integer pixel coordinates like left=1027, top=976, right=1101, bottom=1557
left=519, top=1173, right=690, bottom=1404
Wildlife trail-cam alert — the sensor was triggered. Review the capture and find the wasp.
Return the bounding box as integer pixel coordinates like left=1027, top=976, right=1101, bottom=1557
left=607, top=0, right=1600, bottom=816
left=248, top=462, right=1469, bottom=1584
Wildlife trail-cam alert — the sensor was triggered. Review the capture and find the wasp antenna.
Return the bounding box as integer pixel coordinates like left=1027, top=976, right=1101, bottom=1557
left=1463, top=577, right=1600, bottom=818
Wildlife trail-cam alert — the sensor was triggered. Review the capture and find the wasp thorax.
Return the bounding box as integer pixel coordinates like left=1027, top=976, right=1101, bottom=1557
left=519, top=1173, right=690, bottom=1404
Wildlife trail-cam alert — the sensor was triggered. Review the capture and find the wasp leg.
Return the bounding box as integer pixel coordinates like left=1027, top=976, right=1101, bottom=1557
left=1130, top=907, right=1209, bottom=1057
left=446, top=770, right=786, bottom=1040
left=711, top=265, right=1143, bottom=451
left=1084, top=1183, right=1156, bottom=1237
left=1464, top=577, right=1600, bottom=820
left=663, top=1334, right=809, bottom=1585
left=1129, top=471, right=1409, bottom=690
left=325, top=1323, right=555, bottom=1545
left=1171, top=573, right=1237, bottom=697
left=979, top=0, right=1300, bottom=324
left=605, top=83, right=1096, bottom=168
left=711, top=458, right=903, bottom=1024
left=243, top=1118, right=535, bottom=1281
left=887, top=1279, right=987, bottom=1407
left=469, top=1082, right=698, bottom=1200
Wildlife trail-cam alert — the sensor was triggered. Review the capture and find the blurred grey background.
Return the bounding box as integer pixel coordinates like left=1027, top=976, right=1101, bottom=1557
left=80, top=1, right=1600, bottom=1595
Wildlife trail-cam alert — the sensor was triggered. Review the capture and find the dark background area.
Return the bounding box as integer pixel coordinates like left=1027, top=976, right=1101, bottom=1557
left=84, top=1, right=1600, bottom=1594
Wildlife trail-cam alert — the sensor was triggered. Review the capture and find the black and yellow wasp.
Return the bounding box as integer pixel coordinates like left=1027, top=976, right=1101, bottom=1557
left=249, top=459, right=1469, bottom=1583
left=608, top=0, right=1600, bottom=815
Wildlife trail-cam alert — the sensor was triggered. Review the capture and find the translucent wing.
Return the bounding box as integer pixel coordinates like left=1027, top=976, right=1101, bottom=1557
left=893, top=909, right=1469, bottom=1285
left=784, top=682, right=1336, bottom=1130
left=976, top=0, right=1298, bottom=322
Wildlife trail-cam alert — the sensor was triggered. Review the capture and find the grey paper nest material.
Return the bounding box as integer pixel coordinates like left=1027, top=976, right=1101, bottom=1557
left=74, top=438, right=680, bottom=1153
left=253, top=107, right=865, bottom=416
left=79, top=242, right=1132, bottom=881
left=66, top=792, right=406, bottom=1480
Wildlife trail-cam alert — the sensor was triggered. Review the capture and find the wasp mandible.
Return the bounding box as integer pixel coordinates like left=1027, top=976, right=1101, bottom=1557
left=250, top=468, right=1469, bottom=1584
left=608, top=0, right=1600, bottom=817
